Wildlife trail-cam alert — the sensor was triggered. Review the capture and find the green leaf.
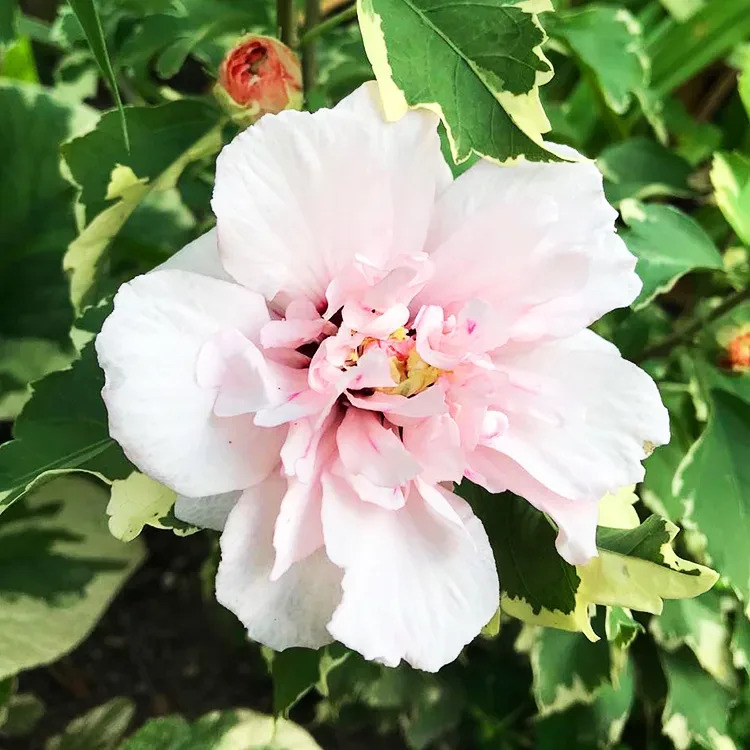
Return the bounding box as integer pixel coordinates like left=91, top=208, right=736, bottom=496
left=648, top=1, right=750, bottom=95
left=0, top=81, right=96, bottom=347
left=690, top=358, right=750, bottom=423
left=731, top=613, right=750, bottom=675
left=268, top=644, right=352, bottom=717
left=657, top=0, right=704, bottom=22
left=0, top=35, right=39, bottom=82
left=67, top=0, right=129, bottom=150
left=357, top=0, right=558, bottom=164
left=0, top=339, right=74, bottom=422
left=620, top=200, right=723, bottom=309
left=662, top=98, right=722, bottom=166
left=271, top=647, right=322, bottom=716
left=118, top=0, right=273, bottom=77
left=675, top=390, right=750, bottom=607
left=464, top=483, right=716, bottom=638
left=723, top=246, right=750, bottom=293
left=740, top=55, right=750, bottom=119
left=402, top=674, right=464, bottom=750
left=587, top=516, right=718, bottom=614
left=661, top=650, right=738, bottom=750
left=61, top=100, right=223, bottom=309
left=121, top=709, right=323, bottom=749
left=106, top=472, right=197, bottom=542
left=543, top=79, right=599, bottom=151
left=461, top=483, right=591, bottom=638
left=651, top=590, right=736, bottom=688
left=45, top=697, right=134, bottom=750
left=0, top=476, right=144, bottom=680
left=597, top=137, right=692, bottom=203
left=0, top=677, right=13, bottom=727
left=641, top=385, right=696, bottom=522
left=348, top=664, right=463, bottom=748
left=519, top=622, right=612, bottom=716
left=605, top=606, right=643, bottom=652
left=533, top=657, right=635, bottom=750
left=552, top=5, right=648, bottom=115
left=0, top=692, right=44, bottom=738
left=0, top=341, right=134, bottom=515
left=315, top=644, right=351, bottom=697
left=0, top=0, right=17, bottom=44
left=711, top=152, right=750, bottom=247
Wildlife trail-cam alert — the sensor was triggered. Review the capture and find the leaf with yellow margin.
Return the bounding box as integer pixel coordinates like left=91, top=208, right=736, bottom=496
left=461, top=483, right=596, bottom=640
left=710, top=151, right=750, bottom=247
left=650, top=590, right=736, bottom=689
left=462, top=483, right=718, bottom=640
left=661, top=649, right=737, bottom=750
left=61, top=100, right=224, bottom=311
left=107, top=472, right=197, bottom=542
left=532, top=656, right=635, bottom=748
left=580, top=516, right=718, bottom=617
left=516, top=614, right=612, bottom=717
left=356, top=0, right=560, bottom=164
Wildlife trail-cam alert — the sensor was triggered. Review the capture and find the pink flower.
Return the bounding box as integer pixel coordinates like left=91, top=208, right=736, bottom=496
left=96, top=83, right=669, bottom=671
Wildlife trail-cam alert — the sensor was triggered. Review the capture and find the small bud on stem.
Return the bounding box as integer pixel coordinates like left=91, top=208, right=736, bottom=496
left=214, top=35, right=303, bottom=128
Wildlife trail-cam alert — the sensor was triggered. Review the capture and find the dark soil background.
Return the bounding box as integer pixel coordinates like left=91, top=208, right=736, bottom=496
left=8, top=526, right=406, bottom=749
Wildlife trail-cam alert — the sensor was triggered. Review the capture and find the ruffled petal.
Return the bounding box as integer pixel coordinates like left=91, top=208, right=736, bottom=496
left=212, top=83, right=448, bottom=309
left=272, top=414, right=339, bottom=580
left=336, top=408, right=420, bottom=488
left=321, top=476, right=498, bottom=671
left=488, top=329, right=669, bottom=503
left=402, top=415, right=465, bottom=485
left=415, top=157, right=640, bottom=340
left=96, top=269, right=284, bottom=497
left=216, top=475, right=343, bottom=650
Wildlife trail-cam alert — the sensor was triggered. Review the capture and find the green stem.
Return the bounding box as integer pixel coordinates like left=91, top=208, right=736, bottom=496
left=276, top=0, right=295, bottom=46
left=302, top=0, right=322, bottom=95
left=635, top=287, right=750, bottom=364
left=300, top=3, right=357, bottom=45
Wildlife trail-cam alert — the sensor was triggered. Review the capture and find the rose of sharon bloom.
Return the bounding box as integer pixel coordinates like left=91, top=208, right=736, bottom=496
left=214, top=34, right=303, bottom=127
left=96, top=83, right=669, bottom=671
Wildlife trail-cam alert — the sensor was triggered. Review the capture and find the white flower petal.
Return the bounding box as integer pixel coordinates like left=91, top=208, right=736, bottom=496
left=174, top=491, right=241, bottom=531
left=217, top=474, right=343, bottom=650
left=489, top=329, right=669, bottom=503
left=321, top=475, right=498, bottom=671
left=156, top=227, right=233, bottom=281
left=96, top=269, right=285, bottom=497
left=415, top=158, right=640, bottom=339
left=212, top=83, right=448, bottom=308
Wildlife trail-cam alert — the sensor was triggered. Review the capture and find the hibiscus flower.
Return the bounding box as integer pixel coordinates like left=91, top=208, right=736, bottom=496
left=96, top=83, right=668, bottom=671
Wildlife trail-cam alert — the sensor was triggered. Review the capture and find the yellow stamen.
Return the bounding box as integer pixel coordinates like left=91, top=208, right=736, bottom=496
left=380, top=348, right=442, bottom=397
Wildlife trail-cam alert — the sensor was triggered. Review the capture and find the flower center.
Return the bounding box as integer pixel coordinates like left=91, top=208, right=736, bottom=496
left=381, top=348, right=443, bottom=397
left=244, top=46, right=268, bottom=76
left=348, top=328, right=443, bottom=397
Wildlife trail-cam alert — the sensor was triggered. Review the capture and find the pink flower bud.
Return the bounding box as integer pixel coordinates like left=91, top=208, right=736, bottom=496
left=215, top=35, right=303, bottom=127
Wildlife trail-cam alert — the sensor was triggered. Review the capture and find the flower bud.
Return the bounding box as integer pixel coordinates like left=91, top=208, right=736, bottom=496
left=214, top=35, right=303, bottom=127
left=721, top=326, right=750, bottom=372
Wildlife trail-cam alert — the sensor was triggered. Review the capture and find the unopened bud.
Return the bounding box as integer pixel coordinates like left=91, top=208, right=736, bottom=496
left=214, top=35, right=303, bottom=127
left=719, top=325, right=750, bottom=372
